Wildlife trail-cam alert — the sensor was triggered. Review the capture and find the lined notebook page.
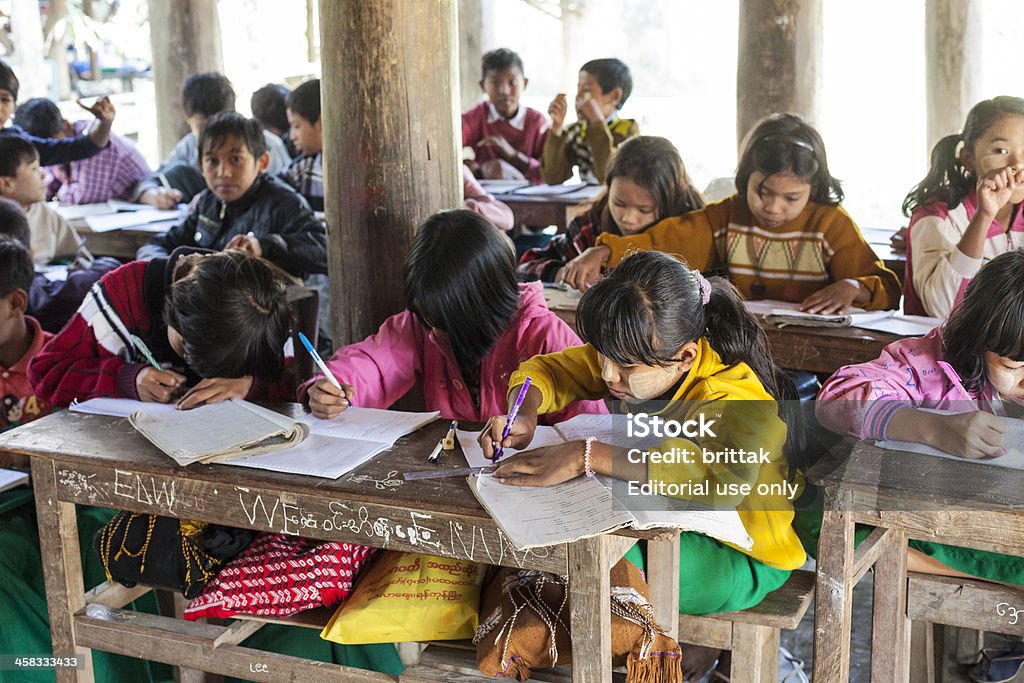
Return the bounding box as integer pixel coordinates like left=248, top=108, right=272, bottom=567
left=299, top=407, right=438, bottom=443
left=456, top=426, right=564, bottom=468
left=228, top=434, right=388, bottom=478
left=472, top=474, right=634, bottom=549
left=71, top=397, right=179, bottom=418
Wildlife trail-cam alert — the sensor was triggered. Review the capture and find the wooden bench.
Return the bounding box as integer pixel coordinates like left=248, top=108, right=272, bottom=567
left=399, top=642, right=627, bottom=682
left=907, top=573, right=1024, bottom=683
left=677, top=569, right=815, bottom=683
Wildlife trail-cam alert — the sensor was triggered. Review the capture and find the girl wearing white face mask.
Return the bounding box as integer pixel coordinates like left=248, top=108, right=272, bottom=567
left=479, top=251, right=808, bottom=682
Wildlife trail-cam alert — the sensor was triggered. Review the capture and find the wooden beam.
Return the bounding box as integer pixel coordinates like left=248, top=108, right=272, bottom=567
left=925, top=0, right=981, bottom=153
left=736, top=0, right=823, bottom=145
left=319, top=0, right=461, bottom=346
left=147, top=0, right=224, bottom=159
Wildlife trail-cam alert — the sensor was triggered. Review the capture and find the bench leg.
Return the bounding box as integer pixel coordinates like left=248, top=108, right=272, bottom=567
left=730, top=623, right=779, bottom=683
left=908, top=620, right=940, bottom=683
left=155, top=591, right=208, bottom=683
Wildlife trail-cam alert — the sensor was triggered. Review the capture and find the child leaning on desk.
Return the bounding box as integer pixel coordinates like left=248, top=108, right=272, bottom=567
left=300, top=209, right=604, bottom=422
left=903, top=96, right=1024, bottom=319
left=815, top=248, right=1024, bottom=587
left=562, top=113, right=901, bottom=315
left=136, top=112, right=327, bottom=280
left=479, top=251, right=808, bottom=683
left=542, top=57, right=639, bottom=185
left=0, top=135, right=88, bottom=266
left=28, top=249, right=294, bottom=410
left=518, top=135, right=704, bottom=282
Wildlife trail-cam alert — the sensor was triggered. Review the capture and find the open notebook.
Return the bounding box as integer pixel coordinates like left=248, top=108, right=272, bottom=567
left=73, top=398, right=440, bottom=477
left=457, top=413, right=753, bottom=551
left=745, top=299, right=940, bottom=334
left=129, top=399, right=309, bottom=466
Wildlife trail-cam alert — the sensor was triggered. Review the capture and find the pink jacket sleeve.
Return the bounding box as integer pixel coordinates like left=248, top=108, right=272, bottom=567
left=815, top=329, right=951, bottom=440
left=463, top=167, right=515, bottom=231
left=297, top=311, right=423, bottom=409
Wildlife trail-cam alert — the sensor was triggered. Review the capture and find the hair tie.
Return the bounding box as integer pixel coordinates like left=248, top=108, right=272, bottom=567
left=693, top=271, right=711, bottom=306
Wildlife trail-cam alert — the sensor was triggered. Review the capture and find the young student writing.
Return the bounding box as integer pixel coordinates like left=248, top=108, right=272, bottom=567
left=816, top=248, right=1024, bottom=586
left=0, top=59, right=116, bottom=167
left=0, top=236, right=53, bottom=432
left=137, top=112, right=327, bottom=279
left=135, top=72, right=291, bottom=208
left=29, top=249, right=291, bottom=409
left=0, top=136, right=86, bottom=266
left=565, top=113, right=901, bottom=313
left=301, top=209, right=604, bottom=422
left=14, top=97, right=150, bottom=205
left=903, top=96, right=1024, bottom=318
left=542, top=57, right=639, bottom=185
left=0, top=201, right=118, bottom=333
left=252, top=82, right=298, bottom=159
left=462, top=48, right=549, bottom=182
left=281, top=78, right=324, bottom=211
left=479, top=251, right=806, bottom=681
left=518, top=135, right=704, bottom=281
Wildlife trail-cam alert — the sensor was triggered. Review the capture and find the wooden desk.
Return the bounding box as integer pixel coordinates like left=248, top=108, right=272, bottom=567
left=485, top=184, right=603, bottom=232
left=73, top=223, right=165, bottom=261
left=544, top=288, right=906, bottom=375
left=0, top=407, right=680, bottom=682
left=861, top=226, right=907, bottom=279
left=805, top=438, right=1024, bottom=683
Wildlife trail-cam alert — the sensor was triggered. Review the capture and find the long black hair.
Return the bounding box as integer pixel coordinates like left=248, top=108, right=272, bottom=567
left=166, top=251, right=291, bottom=380
left=903, top=96, right=1024, bottom=216
left=406, top=209, right=519, bottom=372
left=576, top=251, right=807, bottom=467
left=591, top=135, right=705, bottom=232
left=943, top=248, right=1024, bottom=394
left=735, top=113, right=843, bottom=206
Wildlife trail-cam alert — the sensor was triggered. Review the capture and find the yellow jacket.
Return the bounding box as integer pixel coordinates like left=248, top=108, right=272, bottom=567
left=510, top=338, right=806, bottom=571
left=595, top=195, right=901, bottom=311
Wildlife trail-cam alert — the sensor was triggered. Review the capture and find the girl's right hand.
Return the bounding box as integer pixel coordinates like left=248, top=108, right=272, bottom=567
left=135, top=367, right=186, bottom=403
left=548, top=94, right=568, bottom=134
left=308, top=378, right=355, bottom=420
left=976, top=166, right=1024, bottom=217
left=931, top=410, right=1008, bottom=459
left=478, top=408, right=540, bottom=459
left=561, top=246, right=611, bottom=291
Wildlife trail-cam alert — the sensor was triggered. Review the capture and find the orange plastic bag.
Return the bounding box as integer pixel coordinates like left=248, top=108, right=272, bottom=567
left=321, top=551, right=485, bottom=644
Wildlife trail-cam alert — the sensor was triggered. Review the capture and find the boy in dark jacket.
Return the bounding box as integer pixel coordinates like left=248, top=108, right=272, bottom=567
left=136, top=112, right=327, bottom=279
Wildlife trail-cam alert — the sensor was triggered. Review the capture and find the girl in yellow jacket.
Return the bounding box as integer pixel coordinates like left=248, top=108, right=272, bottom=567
left=479, top=250, right=806, bottom=681
left=559, top=113, right=901, bottom=314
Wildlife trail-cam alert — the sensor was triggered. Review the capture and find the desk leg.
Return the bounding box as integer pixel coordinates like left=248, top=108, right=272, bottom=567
left=647, top=533, right=681, bottom=641
left=871, top=527, right=909, bottom=683
left=568, top=535, right=612, bottom=683
left=31, top=457, right=93, bottom=682
left=812, top=486, right=855, bottom=683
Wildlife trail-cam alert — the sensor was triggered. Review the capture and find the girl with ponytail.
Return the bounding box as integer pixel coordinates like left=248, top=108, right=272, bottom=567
left=903, top=96, right=1024, bottom=317
left=479, top=251, right=806, bottom=681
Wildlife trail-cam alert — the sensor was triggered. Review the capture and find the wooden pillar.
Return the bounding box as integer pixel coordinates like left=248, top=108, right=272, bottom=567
left=43, top=0, right=72, bottom=100
left=458, top=0, right=493, bottom=112
left=319, top=0, right=461, bottom=346
left=147, top=0, right=224, bottom=159
left=736, top=0, right=822, bottom=146
left=925, top=0, right=981, bottom=153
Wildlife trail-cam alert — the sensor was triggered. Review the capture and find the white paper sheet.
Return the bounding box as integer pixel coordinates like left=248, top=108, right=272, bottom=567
left=456, top=426, right=565, bottom=468
left=299, top=407, right=438, bottom=443
left=71, top=397, right=179, bottom=418
left=853, top=314, right=940, bottom=336
left=84, top=209, right=184, bottom=232
left=227, top=434, right=388, bottom=478
left=510, top=182, right=589, bottom=196
left=0, top=468, right=29, bottom=493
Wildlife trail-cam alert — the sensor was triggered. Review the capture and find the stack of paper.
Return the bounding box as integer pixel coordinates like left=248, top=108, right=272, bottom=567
left=0, top=469, right=29, bottom=494
left=745, top=299, right=939, bottom=334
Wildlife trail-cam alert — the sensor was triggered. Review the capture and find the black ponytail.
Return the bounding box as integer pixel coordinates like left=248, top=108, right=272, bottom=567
left=576, top=251, right=807, bottom=468
left=904, top=96, right=1024, bottom=216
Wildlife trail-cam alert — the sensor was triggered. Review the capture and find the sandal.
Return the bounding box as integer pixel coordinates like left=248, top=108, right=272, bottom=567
left=969, top=643, right=1024, bottom=683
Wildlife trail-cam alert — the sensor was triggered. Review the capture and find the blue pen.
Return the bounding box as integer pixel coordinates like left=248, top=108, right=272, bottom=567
left=298, top=332, right=343, bottom=391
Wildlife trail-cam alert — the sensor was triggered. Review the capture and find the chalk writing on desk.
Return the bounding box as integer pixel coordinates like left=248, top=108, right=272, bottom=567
left=996, top=602, right=1024, bottom=625
left=346, top=469, right=403, bottom=490
left=235, top=487, right=553, bottom=568
left=57, top=467, right=207, bottom=515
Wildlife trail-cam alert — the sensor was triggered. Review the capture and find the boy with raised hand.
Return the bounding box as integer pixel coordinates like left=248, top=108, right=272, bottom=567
left=0, top=59, right=115, bottom=167
left=0, top=137, right=84, bottom=266
left=281, top=79, right=324, bottom=211
left=462, top=48, right=549, bottom=182
left=14, top=97, right=150, bottom=205
left=137, top=112, right=326, bottom=279
left=135, top=72, right=291, bottom=208
left=542, top=57, right=639, bottom=185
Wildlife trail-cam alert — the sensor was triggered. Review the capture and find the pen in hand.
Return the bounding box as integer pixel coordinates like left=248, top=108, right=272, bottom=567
left=492, top=377, right=532, bottom=462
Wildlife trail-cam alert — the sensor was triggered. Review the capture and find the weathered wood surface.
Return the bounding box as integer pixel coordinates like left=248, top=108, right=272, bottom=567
left=908, top=574, right=1024, bottom=638
left=567, top=535, right=613, bottom=683
left=812, top=486, right=856, bottom=683
left=319, top=0, right=461, bottom=347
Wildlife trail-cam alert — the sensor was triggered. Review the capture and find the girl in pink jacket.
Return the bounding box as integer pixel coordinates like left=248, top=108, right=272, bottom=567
left=299, top=209, right=603, bottom=422
left=816, top=248, right=1024, bottom=586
